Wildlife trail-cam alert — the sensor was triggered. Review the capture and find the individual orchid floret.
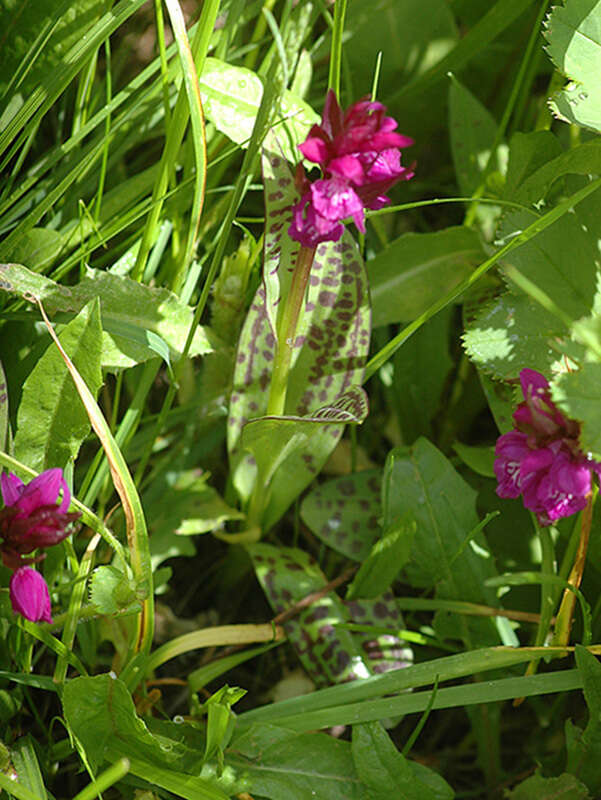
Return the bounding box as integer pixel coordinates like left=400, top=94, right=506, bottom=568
left=494, top=369, right=600, bottom=526
left=0, top=468, right=80, bottom=569
left=9, top=566, right=53, bottom=624
left=289, top=90, right=414, bottom=247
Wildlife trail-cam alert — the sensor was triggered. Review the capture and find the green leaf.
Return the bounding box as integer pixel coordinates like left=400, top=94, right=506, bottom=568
left=4, top=228, right=64, bottom=271
left=199, top=58, right=317, bottom=163
left=0, top=263, right=214, bottom=371
left=249, top=543, right=371, bottom=686
left=449, top=77, right=501, bottom=195
left=393, top=308, right=453, bottom=442
left=545, top=0, right=601, bottom=133
left=347, top=513, right=416, bottom=600
left=62, top=675, right=227, bottom=800
left=368, top=227, right=485, bottom=327
left=352, top=722, right=452, bottom=800
left=143, top=469, right=244, bottom=538
left=503, top=131, right=563, bottom=202
left=551, top=364, right=601, bottom=459
left=301, top=470, right=382, bottom=562
left=342, top=0, right=457, bottom=97
left=382, top=439, right=500, bottom=646
left=562, top=645, right=601, bottom=794
left=462, top=291, right=569, bottom=380
left=14, top=298, right=103, bottom=472
left=227, top=723, right=366, bottom=800
left=11, top=736, right=47, bottom=800
left=506, top=772, right=590, bottom=799
left=89, top=566, right=137, bottom=615
left=453, top=442, right=496, bottom=478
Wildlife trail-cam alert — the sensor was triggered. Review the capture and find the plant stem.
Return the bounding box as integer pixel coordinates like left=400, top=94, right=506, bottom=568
left=266, top=245, right=316, bottom=416
left=553, top=492, right=595, bottom=648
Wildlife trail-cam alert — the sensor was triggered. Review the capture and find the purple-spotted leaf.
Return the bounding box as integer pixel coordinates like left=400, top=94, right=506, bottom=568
left=300, top=470, right=382, bottom=562
left=249, top=543, right=371, bottom=688
left=345, top=593, right=413, bottom=676
left=228, top=152, right=371, bottom=528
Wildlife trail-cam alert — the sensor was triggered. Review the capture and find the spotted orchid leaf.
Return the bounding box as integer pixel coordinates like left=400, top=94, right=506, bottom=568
left=249, top=543, right=372, bottom=688
left=300, top=470, right=382, bottom=562
left=228, top=152, right=371, bottom=528
left=344, top=593, right=413, bottom=677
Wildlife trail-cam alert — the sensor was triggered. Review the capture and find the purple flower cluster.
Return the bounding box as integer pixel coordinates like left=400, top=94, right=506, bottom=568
left=289, top=90, right=414, bottom=248
left=0, top=468, right=80, bottom=623
left=494, top=369, right=599, bottom=526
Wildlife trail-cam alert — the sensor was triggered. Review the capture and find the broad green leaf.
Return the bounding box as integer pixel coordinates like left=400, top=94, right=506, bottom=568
left=449, top=77, right=501, bottom=195
left=229, top=152, right=370, bottom=528
left=506, top=772, right=590, bottom=799
left=462, top=291, right=569, bottom=380
left=347, top=514, right=415, bottom=600
left=249, top=543, right=372, bottom=687
left=14, top=298, right=103, bottom=472
left=89, top=566, right=137, bottom=615
left=368, top=227, right=485, bottom=327
left=0, top=263, right=214, bottom=370
left=512, top=139, right=601, bottom=206
left=4, top=228, right=64, bottom=270
left=503, top=131, right=563, bottom=202
left=62, top=675, right=227, bottom=800
left=498, top=191, right=601, bottom=322
left=545, top=0, right=601, bottom=133
left=453, top=442, right=496, bottom=478
left=393, top=308, right=453, bottom=442
left=552, top=364, right=601, bottom=459
left=565, top=645, right=601, bottom=793
left=199, top=58, right=317, bottom=163
left=301, top=470, right=382, bottom=561
left=383, top=439, right=500, bottom=646
left=143, top=469, right=244, bottom=538
left=227, top=723, right=366, bottom=800
left=352, top=722, right=452, bottom=800
left=342, top=0, right=457, bottom=96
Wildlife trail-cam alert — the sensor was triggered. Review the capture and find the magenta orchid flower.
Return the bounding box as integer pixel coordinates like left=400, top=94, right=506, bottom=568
left=494, top=369, right=600, bottom=526
left=289, top=90, right=414, bottom=247
left=0, top=468, right=79, bottom=569
left=9, top=567, right=53, bottom=624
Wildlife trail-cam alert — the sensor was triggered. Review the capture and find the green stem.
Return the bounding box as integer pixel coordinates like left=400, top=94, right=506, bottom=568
left=266, top=245, right=316, bottom=416
left=553, top=491, right=596, bottom=648
left=328, top=0, right=348, bottom=98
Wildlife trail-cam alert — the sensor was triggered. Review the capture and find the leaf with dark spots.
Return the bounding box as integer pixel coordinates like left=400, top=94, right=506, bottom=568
left=248, top=543, right=371, bottom=687
left=345, top=593, right=413, bottom=675
left=301, top=470, right=382, bottom=561
left=228, top=151, right=371, bottom=528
